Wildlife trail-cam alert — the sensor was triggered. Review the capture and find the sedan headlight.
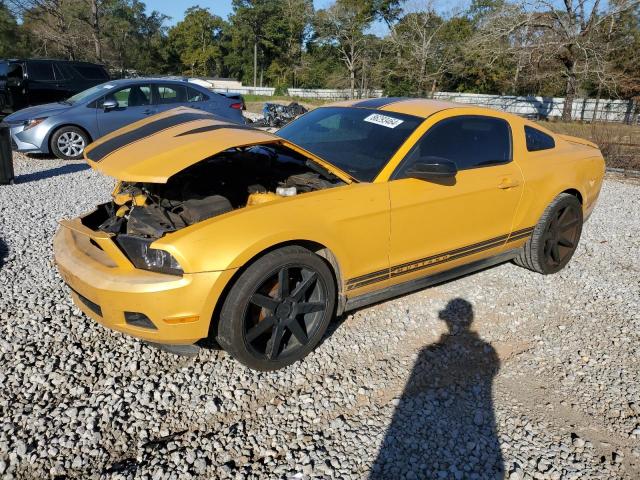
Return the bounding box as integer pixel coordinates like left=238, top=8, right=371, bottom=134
left=116, top=235, right=183, bottom=275
left=24, top=117, right=48, bottom=130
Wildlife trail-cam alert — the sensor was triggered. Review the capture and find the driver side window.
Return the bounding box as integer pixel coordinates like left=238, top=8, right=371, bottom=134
left=395, top=115, right=512, bottom=178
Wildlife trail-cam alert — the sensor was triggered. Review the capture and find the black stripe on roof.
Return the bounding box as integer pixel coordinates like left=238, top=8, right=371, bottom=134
left=351, top=97, right=408, bottom=108
left=86, top=112, right=214, bottom=162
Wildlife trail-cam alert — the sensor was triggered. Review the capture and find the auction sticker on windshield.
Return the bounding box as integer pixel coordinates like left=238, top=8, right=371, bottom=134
left=364, top=113, right=404, bottom=129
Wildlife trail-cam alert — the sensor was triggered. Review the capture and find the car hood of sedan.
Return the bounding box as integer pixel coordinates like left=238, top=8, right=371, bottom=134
left=84, top=107, right=354, bottom=184
left=4, top=102, right=72, bottom=123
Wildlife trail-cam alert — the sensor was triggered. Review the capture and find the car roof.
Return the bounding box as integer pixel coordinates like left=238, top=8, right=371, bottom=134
left=0, top=58, right=105, bottom=65
left=327, top=97, right=478, bottom=119
left=103, top=77, right=209, bottom=88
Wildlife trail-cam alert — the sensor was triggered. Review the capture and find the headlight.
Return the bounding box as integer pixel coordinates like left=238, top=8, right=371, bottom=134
left=116, top=235, right=183, bottom=275
left=24, top=117, right=48, bottom=130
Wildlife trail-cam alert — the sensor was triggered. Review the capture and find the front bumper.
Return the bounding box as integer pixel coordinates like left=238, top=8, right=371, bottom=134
left=53, top=219, right=236, bottom=345
left=8, top=122, right=49, bottom=153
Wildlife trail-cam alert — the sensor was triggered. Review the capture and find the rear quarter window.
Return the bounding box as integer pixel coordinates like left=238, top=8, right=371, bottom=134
left=525, top=125, right=555, bottom=152
left=28, top=62, right=55, bottom=81
left=187, top=86, right=208, bottom=102
left=73, top=64, right=109, bottom=80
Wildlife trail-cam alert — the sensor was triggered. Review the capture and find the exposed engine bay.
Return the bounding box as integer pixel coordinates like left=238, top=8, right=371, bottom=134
left=82, top=144, right=345, bottom=239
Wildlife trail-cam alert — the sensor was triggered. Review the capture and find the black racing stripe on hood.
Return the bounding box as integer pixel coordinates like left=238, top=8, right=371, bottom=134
left=351, top=97, right=409, bottom=108
left=86, top=112, right=214, bottom=162
left=174, top=123, right=258, bottom=137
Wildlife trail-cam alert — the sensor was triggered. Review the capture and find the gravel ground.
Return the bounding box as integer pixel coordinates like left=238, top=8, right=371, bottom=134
left=0, top=153, right=639, bottom=480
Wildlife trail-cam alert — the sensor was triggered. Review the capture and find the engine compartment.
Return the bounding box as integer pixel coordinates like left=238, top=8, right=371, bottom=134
left=82, top=144, right=345, bottom=239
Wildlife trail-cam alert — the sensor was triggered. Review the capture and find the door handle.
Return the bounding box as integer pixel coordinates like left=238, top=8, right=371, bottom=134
left=143, top=109, right=154, bottom=115
left=497, top=178, right=520, bottom=189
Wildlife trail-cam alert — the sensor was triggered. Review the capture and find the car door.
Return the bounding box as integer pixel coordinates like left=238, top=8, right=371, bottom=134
left=96, top=84, right=154, bottom=137
left=388, top=114, right=523, bottom=283
left=52, top=63, right=74, bottom=100
left=6, top=62, right=26, bottom=110
left=25, top=61, right=60, bottom=105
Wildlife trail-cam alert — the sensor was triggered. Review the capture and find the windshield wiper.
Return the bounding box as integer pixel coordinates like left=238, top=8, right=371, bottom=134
left=305, top=159, right=338, bottom=181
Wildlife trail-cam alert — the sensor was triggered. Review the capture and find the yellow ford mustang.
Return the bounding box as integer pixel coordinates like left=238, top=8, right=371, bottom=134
left=54, top=99, right=605, bottom=370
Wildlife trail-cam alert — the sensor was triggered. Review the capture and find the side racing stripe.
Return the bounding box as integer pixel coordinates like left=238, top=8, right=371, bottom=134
left=346, top=227, right=534, bottom=291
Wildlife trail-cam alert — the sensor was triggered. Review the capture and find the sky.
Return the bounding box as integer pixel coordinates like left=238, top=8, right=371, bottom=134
left=143, top=0, right=466, bottom=36
left=144, top=0, right=334, bottom=25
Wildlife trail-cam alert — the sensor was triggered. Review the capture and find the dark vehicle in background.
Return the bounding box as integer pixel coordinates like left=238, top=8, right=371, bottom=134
left=4, top=78, right=246, bottom=159
left=0, top=59, right=110, bottom=113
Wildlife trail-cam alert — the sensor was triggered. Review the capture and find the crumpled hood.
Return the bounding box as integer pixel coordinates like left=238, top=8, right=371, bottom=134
left=4, top=102, right=72, bottom=123
left=84, top=107, right=353, bottom=184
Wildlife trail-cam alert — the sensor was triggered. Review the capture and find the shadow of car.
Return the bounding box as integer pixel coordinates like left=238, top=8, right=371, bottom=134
left=3, top=78, right=245, bottom=160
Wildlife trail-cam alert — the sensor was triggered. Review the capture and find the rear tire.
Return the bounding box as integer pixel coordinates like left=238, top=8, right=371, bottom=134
left=514, top=193, right=583, bottom=274
left=50, top=126, right=89, bottom=160
left=217, top=246, right=336, bottom=371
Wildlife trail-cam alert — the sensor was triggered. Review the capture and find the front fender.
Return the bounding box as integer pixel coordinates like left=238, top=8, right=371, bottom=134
left=154, top=183, right=391, bottom=287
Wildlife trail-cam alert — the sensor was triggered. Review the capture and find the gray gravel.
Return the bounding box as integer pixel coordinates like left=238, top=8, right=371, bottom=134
left=0, top=153, right=638, bottom=479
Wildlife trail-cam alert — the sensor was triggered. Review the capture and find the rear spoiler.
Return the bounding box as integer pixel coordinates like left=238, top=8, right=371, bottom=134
left=557, top=134, right=599, bottom=150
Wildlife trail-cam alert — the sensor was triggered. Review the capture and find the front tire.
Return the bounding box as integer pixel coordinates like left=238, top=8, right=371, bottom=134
left=514, top=193, right=583, bottom=274
left=217, top=246, right=336, bottom=371
left=50, top=126, right=89, bottom=160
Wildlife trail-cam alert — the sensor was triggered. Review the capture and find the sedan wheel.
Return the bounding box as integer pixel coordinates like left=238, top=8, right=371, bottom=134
left=51, top=127, right=89, bottom=160
left=217, top=246, right=336, bottom=371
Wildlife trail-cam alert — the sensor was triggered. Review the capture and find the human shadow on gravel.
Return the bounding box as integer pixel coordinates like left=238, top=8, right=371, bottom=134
left=370, top=298, right=503, bottom=479
left=16, top=162, right=89, bottom=183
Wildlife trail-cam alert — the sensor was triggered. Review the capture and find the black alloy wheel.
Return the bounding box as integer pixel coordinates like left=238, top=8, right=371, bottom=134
left=514, top=193, right=583, bottom=274
left=217, top=246, right=336, bottom=370
left=541, top=201, right=581, bottom=270
left=244, top=264, right=328, bottom=361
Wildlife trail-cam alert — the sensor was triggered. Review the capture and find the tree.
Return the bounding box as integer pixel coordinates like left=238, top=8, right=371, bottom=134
left=476, top=0, right=640, bottom=120
left=0, top=1, right=25, bottom=57
left=10, top=0, right=84, bottom=59
left=280, top=0, right=313, bottom=87
left=314, top=0, right=373, bottom=98
left=167, top=7, right=226, bottom=76
left=229, top=0, right=284, bottom=86
left=101, top=0, right=168, bottom=75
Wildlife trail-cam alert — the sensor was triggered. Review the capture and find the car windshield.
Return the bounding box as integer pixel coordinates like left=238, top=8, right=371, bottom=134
left=277, top=106, right=423, bottom=181
left=65, top=82, right=119, bottom=104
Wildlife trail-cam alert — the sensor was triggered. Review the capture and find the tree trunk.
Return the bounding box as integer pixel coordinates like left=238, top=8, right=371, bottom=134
left=253, top=41, right=258, bottom=87
left=350, top=68, right=355, bottom=99
left=90, top=0, right=102, bottom=62
left=631, top=97, right=639, bottom=125
left=580, top=98, right=587, bottom=122
left=562, top=65, right=576, bottom=121
left=591, top=83, right=602, bottom=123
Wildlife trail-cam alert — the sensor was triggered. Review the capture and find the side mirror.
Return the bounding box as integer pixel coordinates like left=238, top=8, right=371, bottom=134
left=405, top=157, right=457, bottom=181
left=103, top=99, right=118, bottom=111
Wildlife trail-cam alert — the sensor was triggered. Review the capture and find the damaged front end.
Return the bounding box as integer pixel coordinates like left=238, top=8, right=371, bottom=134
left=81, top=144, right=345, bottom=275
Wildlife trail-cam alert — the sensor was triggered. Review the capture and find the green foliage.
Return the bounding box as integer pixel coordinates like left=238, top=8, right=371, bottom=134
left=167, top=7, right=226, bottom=77
left=4, top=0, right=639, bottom=104
left=0, top=2, right=25, bottom=57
